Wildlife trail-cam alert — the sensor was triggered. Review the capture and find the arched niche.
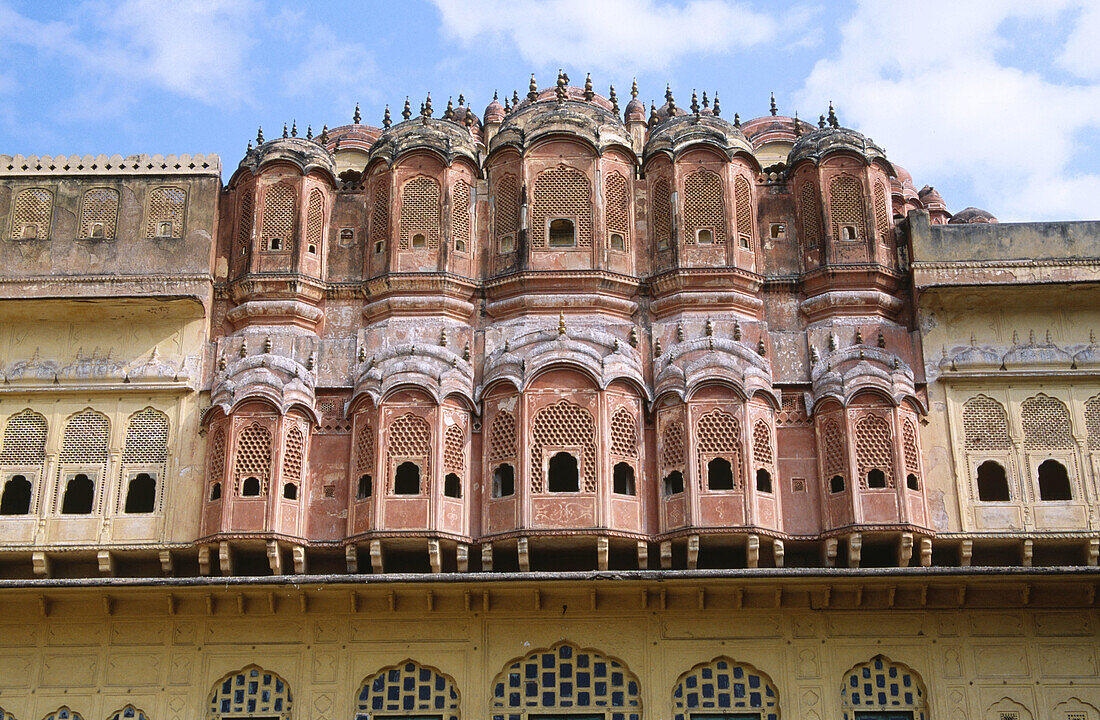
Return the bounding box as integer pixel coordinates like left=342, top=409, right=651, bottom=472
left=356, top=660, right=460, bottom=720
left=672, top=657, right=780, bottom=720
left=208, top=664, right=292, bottom=719
left=840, top=655, right=927, bottom=720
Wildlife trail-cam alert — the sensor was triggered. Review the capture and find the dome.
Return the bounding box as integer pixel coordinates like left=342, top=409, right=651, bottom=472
left=787, top=125, right=891, bottom=171
left=741, top=115, right=816, bottom=147
left=624, top=96, right=645, bottom=123
left=949, top=206, right=998, bottom=224
left=234, top=135, right=337, bottom=184
left=324, top=124, right=382, bottom=153
left=484, top=93, right=505, bottom=124
left=642, top=113, right=758, bottom=168
left=918, top=185, right=946, bottom=210
left=367, top=115, right=481, bottom=170
left=490, top=85, right=631, bottom=158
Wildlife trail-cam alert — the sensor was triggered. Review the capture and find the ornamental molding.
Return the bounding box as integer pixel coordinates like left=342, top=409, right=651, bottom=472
left=0, top=153, right=220, bottom=176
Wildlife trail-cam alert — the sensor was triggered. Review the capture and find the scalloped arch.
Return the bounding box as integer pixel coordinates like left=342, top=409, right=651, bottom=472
left=671, top=657, right=780, bottom=720
left=208, top=664, right=293, bottom=719
left=840, top=655, right=926, bottom=720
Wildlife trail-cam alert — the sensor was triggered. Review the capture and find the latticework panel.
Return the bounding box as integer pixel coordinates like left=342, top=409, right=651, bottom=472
left=962, top=395, right=1012, bottom=450
left=488, top=410, right=517, bottom=461
left=855, top=414, right=895, bottom=487
left=752, top=419, right=773, bottom=466
left=106, top=706, right=149, bottom=720
left=357, top=661, right=459, bottom=720
left=531, top=165, right=592, bottom=248
left=874, top=180, right=890, bottom=240
left=208, top=428, right=227, bottom=483
left=209, top=666, right=292, bottom=719
left=610, top=407, right=638, bottom=457
left=1021, top=393, right=1073, bottom=449
left=490, top=642, right=641, bottom=720
left=388, top=413, right=432, bottom=460
left=605, top=171, right=630, bottom=249
left=370, top=183, right=389, bottom=241
left=305, top=188, right=325, bottom=250
left=734, top=174, right=753, bottom=247
left=452, top=179, right=471, bottom=250
left=840, top=656, right=927, bottom=720
left=652, top=178, right=672, bottom=247
left=672, top=658, right=779, bottom=720
left=829, top=175, right=866, bottom=240
left=122, top=408, right=168, bottom=464
left=261, top=184, right=296, bottom=251
left=10, top=188, right=53, bottom=239
left=662, top=419, right=685, bottom=470
left=444, top=423, right=466, bottom=474
left=778, top=393, right=812, bottom=427
left=695, top=409, right=743, bottom=489
left=144, top=186, right=186, bottom=238
left=494, top=174, right=520, bottom=238
left=59, top=410, right=109, bottom=464
left=42, top=709, right=84, bottom=720
left=400, top=175, right=441, bottom=250
left=529, top=400, right=597, bottom=492
left=903, top=419, right=920, bottom=473
left=233, top=422, right=272, bottom=493
left=1086, top=395, right=1100, bottom=451
left=355, top=423, right=376, bottom=474
left=682, top=170, right=726, bottom=245
left=283, top=425, right=304, bottom=484
left=799, top=181, right=821, bottom=248
left=0, top=409, right=47, bottom=465
left=78, top=188, right=119, bottom=239
left=822, top=419, right=846, bottom=475
left=237, top=190, right=254, bottom=254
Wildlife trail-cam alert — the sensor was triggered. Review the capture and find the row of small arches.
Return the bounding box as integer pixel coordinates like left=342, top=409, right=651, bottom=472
left=7, top=185, right=185, bottom=241
left=0, top=471, right=157, bottom=516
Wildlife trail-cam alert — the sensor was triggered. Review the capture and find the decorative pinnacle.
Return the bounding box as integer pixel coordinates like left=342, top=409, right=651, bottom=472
left=733, top=112, right=740, bottom=128
left=504, top=95, right=511, bottom=112
left=291, top=120, right=298, bottom=137
left=263, top=336, right=272, bottom=353
left=654, top=337, right=662, bottom=356
left=702, top=91, right=709, bottom=109
left=819, top=114, right=826, bottom=128
left=854, top=328, right=863, bottom=345
left=463, top=341, right=470, bottom=361
left=665, top=84, right=673, bottom=104
left=648, top=101, right=658, bottom=127
left=239, top=339, right=247, bottom=358
left=513, top=89, right=520, bottom=106
left=631, top=78, right=638, bottom=99
left=827, top=101, right=838, bottom=128
left=629, top=326, right=638, bottom=347
left=282, top=123, right=288, bottom=138
left=256, top=126, right=264, bottom=144
left=793, top=112, right=801, bottom=137
left=712, top=92, right=720, bottom=116
left=556, top=69, right=567, bottom=101
left=444, top=97, right=454, bottom=120
left=878, top=330, right=887, bottom=348
left=353, top=103, right=361, bottom=124
left=465, top=111, right=474, bottom=128
left=306, top=125, right=312, bottom=140
left=558, top=311, right=567, bottom=336
left=424, top=93, right=433, bottom=116
left=705, top=317, right=713, bottom=336
left=758, top=338, right=767, bottom=356
left=609, top=85, right=619, bottom=114
left=402, top=97, right=412, bottom=121
left=440, top=328, right=448, bottom=346
left=734, top=320, right=741, bottom=341
left=676, top=322, right=684, bottom=342
left=584, top=73, right=594, bottom=100
left=528, top=73, right=538, bottom=101
left=458, top=93, right=466, bottom=105
left=383, top=106, right=391, bottom=128
left=770, top=92, right=777, bottom=116
left=319, top=125, right=329, bottom=144
left=691, top=90, right=699, bottom=115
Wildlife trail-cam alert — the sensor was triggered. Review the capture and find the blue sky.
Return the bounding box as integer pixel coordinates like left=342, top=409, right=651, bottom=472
left=1, top=0, right=1098, bottom=221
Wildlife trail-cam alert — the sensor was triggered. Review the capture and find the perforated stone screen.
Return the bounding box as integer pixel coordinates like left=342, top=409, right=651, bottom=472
left=530, top=400, right=597, bottom=492
left=494, top=174, right=520, bottom=239
left=661, top=419, right=685, bottom=471
left=903, top=419, right=920, bottom=473
left=840, top=656, right=926, bottom=720
left=208, top=428, right=227, bottom=483
left=799, top=181, right=821, bottom=248
left=122, top=408, right=169, bottom=464
left=829, top=175, right=866, bottom=241
left=695, top=409, right=743, bottom=489
left=734, top=175, right=753, bottom=247
left=59, top=410, right=110, bottom=464
left=234, top=422, right=272, bottom=493
left=10, top=188, right=53, bottom=239
left=489, top=410, right=516, bottom=461
left=855, top=414, right=895, bottom=487
left=531, top=165, right=592, bottom=249
left=356, top=661, right=459, bottom=720
left=874, top=180, right=890, bottom=240
left=388, top=413, right=432, bottom=465
left=444, top=423, right=466, bottom=474
left=652, top=178, right=672, bottom=247
left=0, top=409, right=47, bottom=465
left=370, top=183, right=389, bottom=241
left=672, top=658, right=779, bottom=720
left=356, top=423, right=376, bottom=474
left=610, top=408, right=638, bottom=458
left=821, top=419, right=846, bottom=475
left=963, top=395, right=1012, bottom=451
left=283, top=425, right=304, bottom=483
left=209, top=666, right=292, bottom=719
left=78, top=188, right=119, bottom=239
left=305, top=188, right=325, bottom=250
left=605, top=171, right=630, bottom=250
left=1086, top=395, right=1100, bottom=450
left=752, top=419, right=773, bottom=466
left=452, top=179, right=471, bottom=250
left=144, top=186, right=186, bottom=238
left=400, top=175, right=441, bottom=250
left=682, top=170, right=726, bottom=245
left=237, top=190, right=254, bottom=254
left=1021, top=394, right=1073, bottom=449
left=778, top=393, right=811, bottom=427
left=261, top=184, right=296, bottom=251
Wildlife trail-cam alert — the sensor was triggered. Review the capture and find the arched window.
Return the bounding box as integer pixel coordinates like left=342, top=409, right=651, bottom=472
left=282, top=425, right=305, bottom=488
left=532, top=165, right=592, bottom=249
left=1, top=408, right=48, bottom=467
left=208, top=665, right=292, bottom=719
left=261, top=184, right=296, bottom=251
left=494, top=174, right=520, bottom=248
left=357, top=661, right=460, bottom=720
left=867, top=469, right=887, bottom=488
left=144, top=186, right=186, bottom=239
left=821, top=419, right=846, bottom=478
left=1021, top=394, right=1073, bottom=449
left=798, top=181, right=821, bottom=249
left=282, top=482, right=298, bottom=500
left=357, top=474, right=373, bottom=500
left=356, top=422, right=377, bottom=485
left=241, top=477, right=261, bottom=496
left=444, top=423, right=466, bottom=483
left=10, top=188, right=53, bottom=240
left=829, top=175, right=866, bottom=242
left=234, top=422, right=272, bottom=496
left=394, top=462, right=422, bottom=495
left=906, top=474, right=919, bottom=491
left=106, top=705, right=150, bottom=720
left=400, top=175, right=442, bottom=250
left=840, top=656, right=927, bottom=720
left=663, top=470, right=685, bottom=496
left=237, top=189, right=254, bottom=255
left=209, top=482, right=222, bottom=501
left=696, top=409, right=742, bottom=491
left=60, top=409, right=110, bottom=466
left=548, top=452, right=579, bottom=492
left=613, top=462, right=636, bottom=495
left=61, top=474, right=94, bottom=514
left=830, top=475, right=846, bottom=493
left=208, top=428, right=227, bottom=500
left=79, top=187, right=119, bottom=239
left=490, top=641, right=641, bottom=720
left=652, top=177, right=673, bottom=249
left=370, top=182, right=389, bottom=250
left=305, top=187, right=325, bottom=255
left=962, top=395, right=1012, bottom=450
left=605, top=171, right=630, bottom=251
left=855, top=414, right=894, bottom=488
left=548, top=218, right=576, bottom=247
left=683, top=169, right=727, bottom=246
left=707, top=457, right=734, bottom=490
left=452, top=179, right=471, bottom=253
left=0, top=475, right=31, bottom=515
left=492, top=464, right=515, bottom=498
left=124, top=473, right=156, bottom=513
left=734, top=174, right=754, bottom=249
left=444, top=473, right=462, bottom=498
left=610, top=408, right=639, bottom=458
left=1038, top=459, right=1072, bottom=500
left=672, top=657, right=779, bottom=720
left=976, top=461, right=1009, bottom=501
left=41, top=708, right=84, bottom=720
left=874, top=180, right=890, bottom=241
left=756, top=468, right=773, bottom=493
left=530, top=400, right=597, bottom=493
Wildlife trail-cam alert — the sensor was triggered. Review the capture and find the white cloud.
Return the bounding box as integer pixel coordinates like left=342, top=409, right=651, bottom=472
left=281, top=25, right=379, bottom=109
left=794, top=0, right=1100, bottom=221
left=431, top=0, right=779, bottom=72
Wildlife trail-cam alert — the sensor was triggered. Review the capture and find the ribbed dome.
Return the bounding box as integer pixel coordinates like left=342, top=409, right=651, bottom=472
left=484, top=93, right=505, bottom=124
left=741, top=115, right=816, bottom=147
left=788, top=126, right=890, bottom=170
left=643, top=113, right=757, bottom=167
left=490, top=87, right=631, bottom=157
left=949, top=207, right=998, bottom=224
left=235, top=136, right=337, bottom=183
left=368, top=116, right=480, bottom=169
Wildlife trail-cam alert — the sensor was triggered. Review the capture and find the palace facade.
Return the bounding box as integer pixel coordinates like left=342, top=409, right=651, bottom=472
left=0, top=73, right=1097, bottom=720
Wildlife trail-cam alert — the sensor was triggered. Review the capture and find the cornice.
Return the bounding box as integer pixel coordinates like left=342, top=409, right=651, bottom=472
left=0, top=153, right=221, bottom=177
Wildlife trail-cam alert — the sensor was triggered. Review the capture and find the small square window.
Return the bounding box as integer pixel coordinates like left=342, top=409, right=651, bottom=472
left=269, top=237, right=282, bottom=251
left=339, top=228, right=355, bottom=242
left=791, top=477, right=807, bottom=493
left=696, top=228, right=714, bottom=245
left=739, top=234, right=751, bottom=249
left=156, top=221, right=173, bottom=237
left=307, top=243, right=317, bottom=254
left=657, top=236, right=670, bottom=250
left=841, top=225, right=858, bottom=241
left=770, top=223, right=786, bottom=239
left=548, top=218, right=575, bottom=247
left=500, top=234, right=515, bottom=253
left=455, top=237, right=467, bottom=253
left=412, top=232, right=427, bottom=248
left=609, top=232, right=625, bottom=250
left=374, top=240, right=384, bottom=254
left=90, top=222, right=105, bottom=238
left=21, top=223, right=39, bottom=239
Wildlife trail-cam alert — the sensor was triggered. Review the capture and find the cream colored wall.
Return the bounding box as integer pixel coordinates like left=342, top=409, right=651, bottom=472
left=0, top=581, right=1095, bottom=720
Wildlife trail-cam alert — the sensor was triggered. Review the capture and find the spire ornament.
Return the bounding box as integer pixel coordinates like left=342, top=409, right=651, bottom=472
left=609, top=85, right=619, bottom=114
left=444, top=97, right=454, bottom=119
left=819, top=114, right=826, bottom=128
left=305, top=125, right=312, bottom=140
left=556, top=69, right=567, bottom=102
left=733, top=112, right=740, bottom=128
left=558, top=311, right=567, bottom=336
left=529, top=73, right=538, bottom=101
left=383, top=106, right=391, bottom=128
left=257, top=126, right=264, bottom=144
left=320, top=125, right=328, bottom=144
left=648, top=101, right=658, bottom=128
left=793, top=112, right=801, bottom=137
left=424, top=93, right=433, bottom=116
left=691, top=90, right=700, bottom=115
left=402, top=97, right=412, bottom=121
left=770, top=92, right=777, bottom=116
left=631, top=78, right=638, bottom=99
left=513, top=89, right=521, bottom=106
left=290, top=120, right=297, bottom=137
left=584, top=73, right=594, bottom=101
left=702, top=91, right=709, bottom=110
left=712, top=92, right=720, bottom=116
left=827, top=101, right=838, bottom=128
left=282, top=123, right=288, bottom=138
left=354, top=103, right=361, bottom=124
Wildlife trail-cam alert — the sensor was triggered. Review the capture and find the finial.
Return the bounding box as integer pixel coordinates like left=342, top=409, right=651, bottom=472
left=691, top=90, right=699, bottom=115
left=734, top=320, right=741, bottom=341
left=440, top=327, right=448, bottom=346
left=463, top=341, right=470, bottom=361
left=383, top=106, right=391, bottom=128
left=810, top=346, right=820, bottom=363
left=458, top=93, right=466, bottom=105
left=402, top=97, right=412, bottom=121
left=239, top=339, right=247, bottom=358
left=676, top=322, right=684, bottom=342
left=609, top=85, right=619, bottom=114
left=529, top=73, right=538, bottom=101
left=829, top=332, right=838, bottom=351
left=444, top=96, right=454, bottom=119
left=246, top=139, right=252, bottom=152
left=556, top=69, right=567, bottom=101
left=306, top=124, right=312, bottom=140
left=654, top=337, right=662, bottom=356
left=1029, top=329, right=1035, bottom=344
left=504, top=96, right=511, bottom=112
left=712, top=92, right=720, bottom=116
left=465, top=111, right=474, bottom=128
left=493, top=89, right=498, bottom=101
left=827, top=101, right=838, bottom=128
left=584, top=73, right=594, bottom=101
left=263, top=335, right=272, bottom=353
left=558, top=311, right=567, bottom=336
left=702, top=91, right=709, bottom=109
left=970, top=331, right=976, bottom=346
left=1012, top=329, right=1019, bottom=344
left=513, top=89, right=520, bottom=106
left=629, top=326, right=638, bottom=347
left=878, top=331, right=886, bottom=348
left=424, top=93, right=433, bottom=116
left=318, top=125, right=328, bottom=145
left=705, top=317, right=713, bottom=336
left=282, top=123, right=288, bottom=138
left=1045, top=329, right=1052, bottom=343
left=218, top=354, right=226, bottom=371
left=257, top=126, right=264, bottom=144
left=354, top=103, right=361, bottom=124
left=334, top=138, right=341, bottom=151
left=1092, top=329, right=1096, bottom=344
left=819, top=114, right=826, bottom=128
left=306, top=352, right=315, bottom=371
left=358, top=345, right=366, bottom=362
left=770, top=92, right=777, bottom=116
left=758, top=338, right=767, bottom=356
left=733, top=112, right=740, bottom=127
left=793, top=112, right=801, bottom=137
left=854, top=328, right=863, bottom=345
left=648, top=101, right=658, bottom=127
left=290, top=120, right=298, bottom=137
left=665, top=84, right=673, bottom=104
left=631, top=78, right=638, bottom=99
left=893, top=356, right=900, bottom=370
